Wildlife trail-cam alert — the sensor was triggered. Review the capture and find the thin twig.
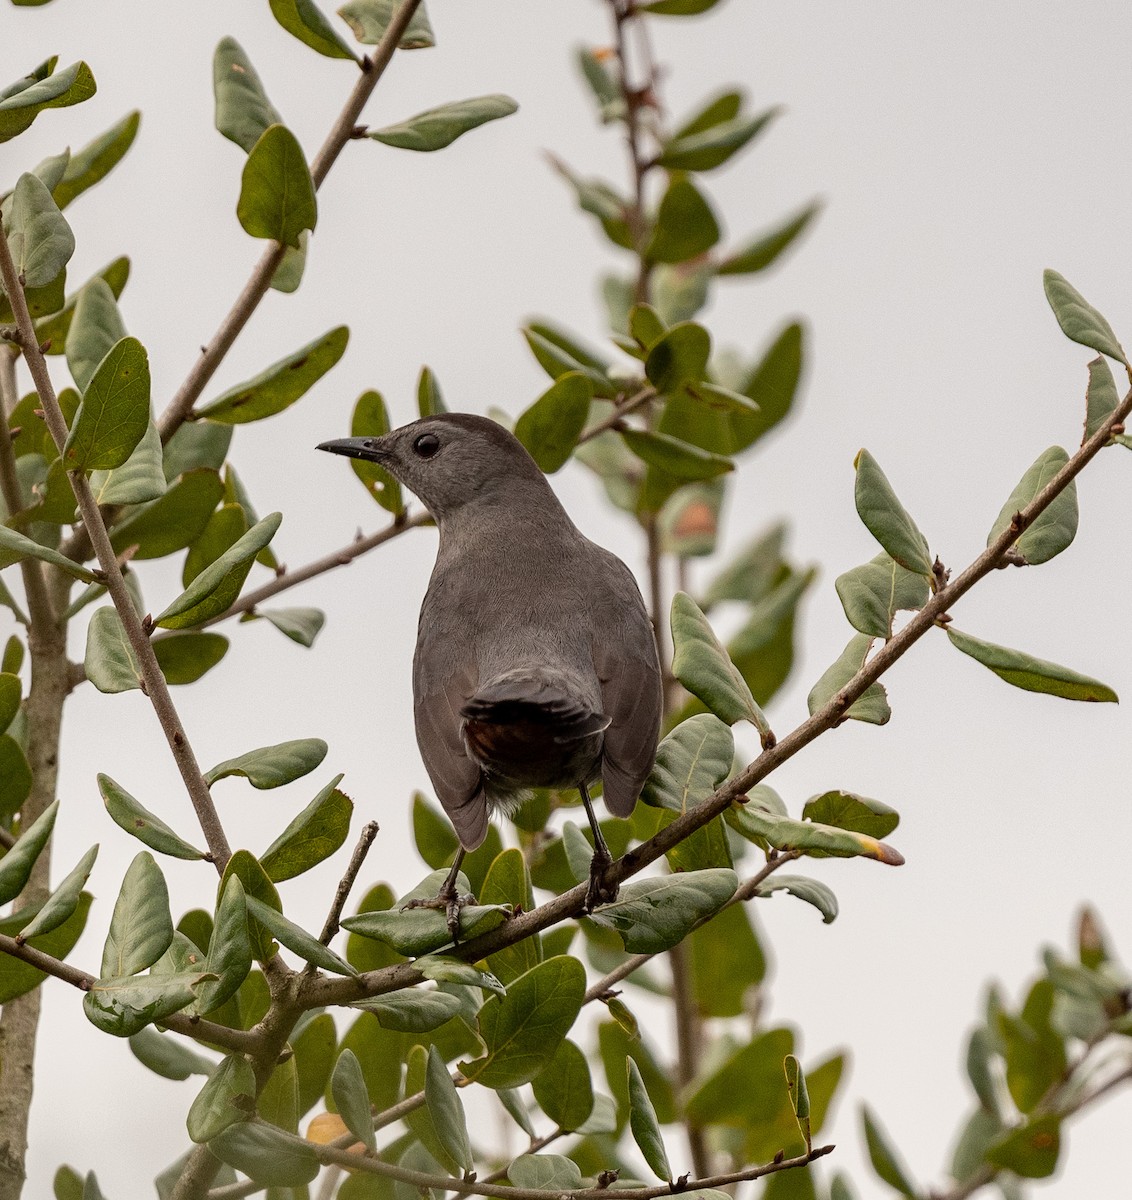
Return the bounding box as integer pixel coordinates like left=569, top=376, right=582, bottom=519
left=576, top=387, right=657, bottom=445
left=200, top=510, right=431, bottom=628
left=157, top=0, right=426, bottom=442
left=318, top=821, right=379, bottom=945
left=0, top=223, right=234, bottom=870
left=481, top=1128, right=566, bottom=1184
left=276, top=1112, right=833, bottom=1196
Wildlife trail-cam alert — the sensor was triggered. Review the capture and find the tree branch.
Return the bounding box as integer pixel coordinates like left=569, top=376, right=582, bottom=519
left=157, top=0, right=426, bottom=443
left=0, top=226, right=238, bottom=869
left=200, top=510, right=431, bottom=628
left=317, top=820, right=379, bottom=946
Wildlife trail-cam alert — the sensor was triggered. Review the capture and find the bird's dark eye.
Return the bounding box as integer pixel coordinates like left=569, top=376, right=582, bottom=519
left=413, top=433, right=440, bottom=459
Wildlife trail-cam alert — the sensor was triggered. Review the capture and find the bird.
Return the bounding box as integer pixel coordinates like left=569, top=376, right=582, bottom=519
left=319, top=413, right=662, bottom=930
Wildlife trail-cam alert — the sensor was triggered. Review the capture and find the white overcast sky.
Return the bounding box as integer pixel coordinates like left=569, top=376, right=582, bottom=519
left=2, top=1, right=1131, bottom=1196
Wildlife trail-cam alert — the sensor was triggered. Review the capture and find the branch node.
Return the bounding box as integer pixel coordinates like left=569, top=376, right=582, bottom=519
left=772, top=1150, right=785, bottom=1164
left=141, top=613, right=155, bottom=636
left=595, top=1169, right=620, bottom=1189
left=349, top=123, right=370, bottom=139
left=38, top=339, right=51, bottom=355
left=671, top=1173, right=690, bottom=1192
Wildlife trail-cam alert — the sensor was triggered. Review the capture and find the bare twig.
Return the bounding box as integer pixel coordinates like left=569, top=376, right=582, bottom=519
left=157, top=0, right=426, bottom=442
left=200, top=510, right=431, bottom=628
left=576, top=386, right=657, bottom=444
left=317, top=820, right=379, bottom=945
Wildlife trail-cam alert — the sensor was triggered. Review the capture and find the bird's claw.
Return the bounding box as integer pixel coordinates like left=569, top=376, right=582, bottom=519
left=583, top=847, right=618, bottom=913
left=402, top=889, right=477, bottom=941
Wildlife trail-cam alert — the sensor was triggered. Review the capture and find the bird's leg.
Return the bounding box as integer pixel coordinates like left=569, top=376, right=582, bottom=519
left=401, top=849, right=476, bottom=940
left=579, top=782, right=619, bottom=912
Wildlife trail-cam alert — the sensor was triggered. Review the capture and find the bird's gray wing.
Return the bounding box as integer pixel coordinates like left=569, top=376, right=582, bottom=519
left=414, top=666, right=489, bottom=851
left=593, top=562, right=663, bottom=818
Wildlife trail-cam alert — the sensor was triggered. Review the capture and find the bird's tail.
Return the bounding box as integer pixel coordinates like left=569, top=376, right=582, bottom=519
left=460, top=671, right=610, bottom=744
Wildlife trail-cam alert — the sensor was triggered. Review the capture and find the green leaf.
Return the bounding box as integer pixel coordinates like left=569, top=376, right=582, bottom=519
left=999, top=980, right=1068, bottom=1113
left=730, top=798, right=903, bottom=866
left=508, top=1155, right=583, bottom=1190
left=646, top=177, right=720, bottom=264
left=83, top=607, right=141, bottom=694
left=986, top=1113, right=1061, bottom=1178
left=946, top=627, right=1117, bottom=702
left=83, top=971, right=211, bottom=1037
left=332, top=1048, right=377, bottom=1152
left=784, top=1055, right=811, bottom=1151
left=64, top=277, right=126, bottom=392
left=0, top=672, right=18, bottom=736
left=188, top=1054, right=257, bottom=1142
left=342, top=870, right=509, bottom=956
left=657, top=105, right=779, bottom=172
left=645, top=321, right=710, bottom=392
left=370, top=95, right=519, bottom=151
left=653, top=261, right=712, bottom=325
left=835, top=552, right=929, bottom=640
left=256, top=607, right=326, bottom=647
left=1042, top=269, right=1127, bottom=365
left=269, top=0, right=359, bottom=60
left=156, top=511, right=282, bottom=629
left=717, top=202, right=821, bottom=275
left=260, top=775, right=352, bottom=881
left=196, top=327, right=348, bottom=424
left=670, top=592, right=770, bottom=736
left=861, top=1105, right=918, bottom=1197
left=549, top=156, right=634, bottom=249
left=417, top=954, right=505, bottom=996
left=53, top=110, right=140, bottom=209
left=426, top=1044, right=473, bottom=1172
left=348, top=389, right=403, bottom=512
left=152, top=631, right=230, bottom=685
left=90, top=421, right=166, bottom=505
left=589, top=869, right=737, bottom=953
left=513, top=372, right=592, bottom=473
left=576, top=46, right=624, bottom=122
left=0, top=736, right=32, bottom=817
left=110, top=468, right=225, bottom=559
left=621, top=428, right=732, bottom=482
left=498, top=1088, right=536, bottom=1139
left=245, top=895, right=356, bottom=976
left=99, top=773, right=206, bottom=860
left=481, top=847, right=539, bottom=986
left=36, top=257, right=129, bottom=356
left=531, top=1038, right=593, bottom=1131
left=413, top=793, right=459, bottom=868
left=163, top=423, right=232, bottom=480
left=627, top=1057, right=671, bottom=1181
left=5, top=172, right=74, bottom=287
left=684, top=1026, right=795, bottom=1129
left=460, top=956, right=586, bottom=1089
left=801, top=791, right=898, bottom=839
left=237, top=125, right=317, bottom=249
left=688, top=895, right=765, bottom=1015
left=63, top=337, right=151, bottom=470
left=195, top=875, right=253, bottom=1015
left=1083, top=355, right=1120, bottom=442
left=417, top=365, right=446, bottom=416
left=854, top=449, right=932, bottom=575
left=402, top=1043, right=461, bottom=1173
left=102, top=851, right=174, bottom=977
left=338, top=0, right=436, bottom=47
left=0, top=891, right=91, bottom=1004
left=807, top=633, right=891, bottom=725
left=293, top=1011, right=336, bottom=1116
left=641, top=712, right=733, bottom=813
left=0, top=799, right=57, bottom=904
left=16, top=845, right=97, bottom=941
left=987, top=446, right=1077, bottom=565
left=205, top=737, right=327, bottom=789
left=213, top=39, right=283, bottom=155
left=130, top=1027, right=215, bottom=1082
left=208, top=1122, right=320, bottom=1186
left=0, top=61, right=97, bottom=144
left=0, top=525, right=96, bottom=582
left=643, top=0, right=724, bottom=13
left=352, top=988, right=463, bottom=1032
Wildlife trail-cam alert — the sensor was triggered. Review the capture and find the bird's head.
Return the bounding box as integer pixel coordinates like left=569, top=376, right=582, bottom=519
left=318, top=413, right=546, bottom=522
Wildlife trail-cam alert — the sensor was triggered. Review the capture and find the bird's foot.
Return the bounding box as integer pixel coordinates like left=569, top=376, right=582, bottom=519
left=402, top=887, right=477, bottom=941
left=584, top=846, right=619, bottom=913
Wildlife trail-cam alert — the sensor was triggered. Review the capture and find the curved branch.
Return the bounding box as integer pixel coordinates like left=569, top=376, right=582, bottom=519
left=157, top=0, right=426, bottom=442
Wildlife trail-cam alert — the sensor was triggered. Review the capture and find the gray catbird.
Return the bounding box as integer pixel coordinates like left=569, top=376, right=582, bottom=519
left=319, top=413, right=662, bottom=925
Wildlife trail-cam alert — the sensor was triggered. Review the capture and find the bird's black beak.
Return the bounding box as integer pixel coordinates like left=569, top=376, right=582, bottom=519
left=317, top=436, right=389, bottom=462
